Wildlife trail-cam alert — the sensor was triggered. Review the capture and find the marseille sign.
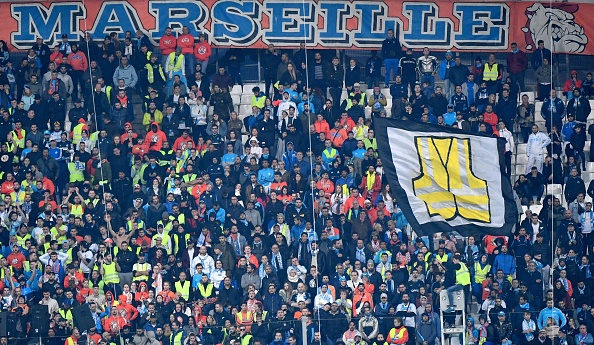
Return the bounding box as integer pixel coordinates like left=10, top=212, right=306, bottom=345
left=5, top=0, right=591, bottom=55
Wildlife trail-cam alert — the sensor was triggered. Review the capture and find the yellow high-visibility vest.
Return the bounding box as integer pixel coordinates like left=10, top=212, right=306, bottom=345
left=12, top=129, right=25, bottom=149
left=70, top=204, right=84, bottom=217
left=483, top=64, right=499, bottom=81
left=68, top=161, right=86, bottom=183
left=133, top=262, right=150, bottom=281
left=456, top=262, right=471, bottom=286
left=168, top=52, right=184, bottom=72
left=102, top=262, right=120, bottom=284
left=175, top=280, right=191, bottom=301
left=198, top=283, right=214, bottom=298
left=473, top=262, right=491, bottom=284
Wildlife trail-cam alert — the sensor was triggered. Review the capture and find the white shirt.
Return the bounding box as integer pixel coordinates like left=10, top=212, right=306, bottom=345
left=396, top=302, right=417, bottom=327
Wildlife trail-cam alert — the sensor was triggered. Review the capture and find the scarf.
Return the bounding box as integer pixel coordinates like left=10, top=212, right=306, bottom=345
left=356, top=248, right=366, bottom=262
left=559, top=277, right=569, bottom=292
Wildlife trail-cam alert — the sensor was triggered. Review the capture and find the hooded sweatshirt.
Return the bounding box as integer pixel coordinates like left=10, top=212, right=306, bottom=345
left=144, top=122, right=167, bottom=151
left=416, top=315, right=438, bottom=345
left=462, top=317, right=479, bottom=345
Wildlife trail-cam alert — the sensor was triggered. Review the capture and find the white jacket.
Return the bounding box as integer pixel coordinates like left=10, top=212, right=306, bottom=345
left=499, top=128, right=515, bottom=153
left=526, top=131, right=550, bottom=156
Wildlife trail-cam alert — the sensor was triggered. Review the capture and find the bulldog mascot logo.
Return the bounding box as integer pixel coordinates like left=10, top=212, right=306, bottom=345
left=523, top=3, right=587, bottom=53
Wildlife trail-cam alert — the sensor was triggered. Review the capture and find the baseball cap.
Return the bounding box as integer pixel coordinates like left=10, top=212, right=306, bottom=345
left=498, top=311, right=506, bottom=316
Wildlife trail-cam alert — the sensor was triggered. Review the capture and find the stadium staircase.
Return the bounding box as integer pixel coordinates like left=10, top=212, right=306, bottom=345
left=512, top=96, right=594, bottom=215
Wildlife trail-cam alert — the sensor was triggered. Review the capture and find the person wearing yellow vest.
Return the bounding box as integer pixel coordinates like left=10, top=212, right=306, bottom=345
left=483, top=53, right=502, bottom=94
left=144, top=53, right=166, bottom=93
left=235, top=302, right=254, bottom=332
left=70, top=118, right=88, bottom=146
left=387, top=318, right=409, bottom=344
left=165, top=47, right=186, bottom=95
left=99, top=253, right=120, bottom=287
left=444, top=254, right=471, bottom=313
left=239, top=329, right=253, bottom=345
left=195, top=274, right=215, bottom=300
left=132, top=254, right=151, bottom=282
left=174, top=271, right=191, bottom=301
left=11, top=121, right=26, bottom=150
left=67, top=154, right=86, bottom=183
left=472, top=254, right=491, bottom=302
left=65, top=328, right=81, bottom=345
left=251, top=86, right=267, bottom=109
left=170, top=321, right=186, bottom=345
left=322, top=140, right=338, bottom=169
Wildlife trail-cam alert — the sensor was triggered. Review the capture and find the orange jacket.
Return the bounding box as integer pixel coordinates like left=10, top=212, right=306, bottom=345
left=67, top=51, right=88, bottom=71
left=145, top=122, right=167, bottom=151
left=352, top=292, right=373, bottom=317
left=50, top=52, right=63, bottom=65
left=1, top=180, right=15, bottom=196
left=270, top=181, right=287, bottom=192
left=328, top=128, right=348, bottom=148
left=315, top=119, right=331, bottom=137
left=102, top=315, right=127, bottom=334
left=339, top=117, right=356, bottom=132
left=177, top=34, right=195, bottom=54
left=483, top=111, right=499, bottom=135
left=173, top=136, right=195, bottom=151
left=343, top=195, right=365, bottom=213
left=317, top=178, right=335, bottom=197
left=131, top=143, right=149, bottom=158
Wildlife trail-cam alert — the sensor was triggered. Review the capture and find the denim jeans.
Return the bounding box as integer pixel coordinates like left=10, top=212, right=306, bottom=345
left=446, top=284, right=464, bottom=307
left=384, top=58, right=399, bottom=84
left=184, top=53, right=196, bottom=76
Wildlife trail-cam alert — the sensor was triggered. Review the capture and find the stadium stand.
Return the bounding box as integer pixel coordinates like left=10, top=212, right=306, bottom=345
left=0, top=20, right=592, bottom=345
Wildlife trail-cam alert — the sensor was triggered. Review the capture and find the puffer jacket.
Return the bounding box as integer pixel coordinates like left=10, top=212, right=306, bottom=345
left=493, top=319, right=513, bottom=343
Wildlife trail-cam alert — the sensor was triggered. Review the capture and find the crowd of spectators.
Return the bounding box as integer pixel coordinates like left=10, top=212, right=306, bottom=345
left=0, top=25, right=590, bottom=345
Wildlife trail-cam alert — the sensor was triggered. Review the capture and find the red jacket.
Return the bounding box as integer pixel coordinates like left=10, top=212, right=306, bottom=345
left=506, top=50, right=528, bottom=74
left=359, top=172, right=382, bottom=201
left=159, top=34, right=177, bottom=56
left=177, top=34, right=195, bottom=54
left=563, top=71, right=583, bottom=93
left=194, top=41, right=212, bottom=61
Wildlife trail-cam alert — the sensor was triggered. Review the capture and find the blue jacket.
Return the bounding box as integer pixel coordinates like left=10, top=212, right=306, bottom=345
left=542, top=97, right=566, bottom=124
left=562, top=121, right=577, bottom=141
left=537, top=306, right=567, bottom=329
left=439, top=56, right=456, bottom=80
left=258, top=167, right=274, bottom=187
left=492, top=252, right=515, bottom=275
